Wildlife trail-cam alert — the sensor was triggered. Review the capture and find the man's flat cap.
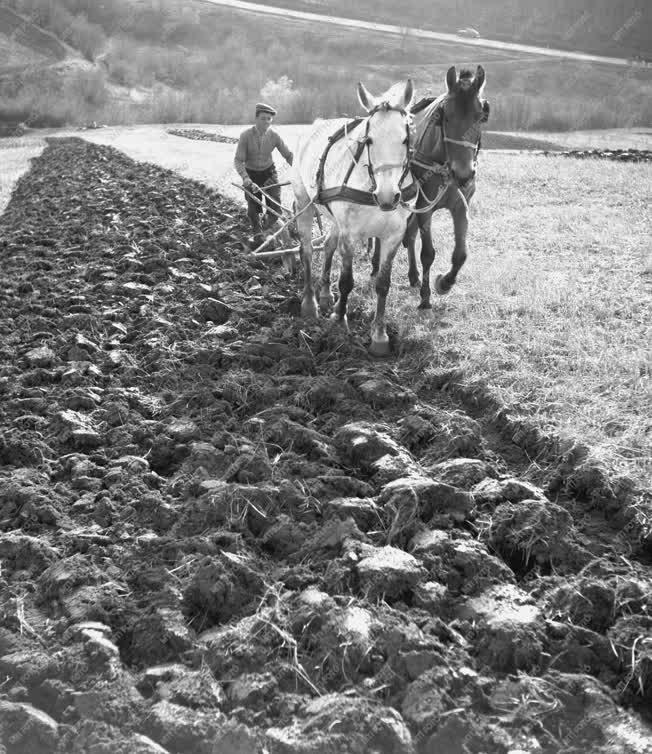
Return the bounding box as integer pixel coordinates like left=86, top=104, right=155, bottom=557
left=255, top=102, right=277, bottom=116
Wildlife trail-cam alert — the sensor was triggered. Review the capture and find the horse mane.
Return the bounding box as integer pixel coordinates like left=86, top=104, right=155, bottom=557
left=419, top=92, right=447, bottom=122
left=376, top=81, right=415, bottom=112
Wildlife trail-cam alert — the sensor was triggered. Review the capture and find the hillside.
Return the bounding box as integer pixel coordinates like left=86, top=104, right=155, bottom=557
left=255, top=0, right=652, bottom=59
left=0, top=0, right=650, bottom=130
left=0, top=4, right=67, bottom=66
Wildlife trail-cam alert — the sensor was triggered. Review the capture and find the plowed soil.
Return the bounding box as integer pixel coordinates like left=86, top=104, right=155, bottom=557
left=0, top=137, right=650, bottom=754
left=545, top=148, right=652, bottom=162
left=166, top=129, right=238, bottom=145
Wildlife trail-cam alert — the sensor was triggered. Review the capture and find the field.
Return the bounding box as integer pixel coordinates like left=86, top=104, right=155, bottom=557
left=0, top=138, right=45, bottom=209
left=9, top=122, right=648, bottom=486
left=389, top=152, right=651, bottom=479
left=0, top=122, right=650, bottom=752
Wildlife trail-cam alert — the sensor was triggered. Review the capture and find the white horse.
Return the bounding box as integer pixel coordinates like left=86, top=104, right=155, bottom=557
left=291, top=80, right=416, bottom=356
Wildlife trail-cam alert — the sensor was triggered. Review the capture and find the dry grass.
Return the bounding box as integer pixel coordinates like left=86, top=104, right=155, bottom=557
left=374, top=152, right=651, bottom=485
left=0, top=136, right=47, bottom=214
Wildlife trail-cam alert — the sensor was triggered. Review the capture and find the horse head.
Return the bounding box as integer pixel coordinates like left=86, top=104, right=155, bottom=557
left=438, top=65, right=489, bottom=186
left=356, top=79, right=414, bottom=211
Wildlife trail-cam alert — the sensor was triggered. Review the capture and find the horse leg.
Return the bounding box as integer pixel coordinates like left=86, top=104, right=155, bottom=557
left=404, top=214, right=421, bottom=288
left=369, top=237, right=380, bottom=281
left=417, top=210, right=436, bottom=309
left=297, top=203, right=318, bottom=318
left=436, top=199, right=468, bottom=295
left=369, top=231, right=402, bottom=356
left=318, top=226, right=338, bottom=313
left=331, top=236, right=354, bottom=329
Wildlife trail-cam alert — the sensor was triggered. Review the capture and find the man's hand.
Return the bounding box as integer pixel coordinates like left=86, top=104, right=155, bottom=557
left=243, top=177, right=253, bottom=189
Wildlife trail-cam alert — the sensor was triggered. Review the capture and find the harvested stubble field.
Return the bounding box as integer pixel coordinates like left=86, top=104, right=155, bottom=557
left=0, top=136, right=651, bottom=754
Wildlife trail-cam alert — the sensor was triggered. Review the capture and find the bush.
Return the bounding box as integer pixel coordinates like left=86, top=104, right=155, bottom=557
left=3, top=0, right=652, bottom=130
left=66, top=14, right=106, bottom=61
left=260, top=76, right=301, bottom=114
left=64, top=69, right=109, bottom=107
left=0, top=101, right=32, bottom=123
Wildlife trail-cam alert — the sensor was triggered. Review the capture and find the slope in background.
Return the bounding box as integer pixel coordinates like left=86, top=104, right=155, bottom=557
left=0, top=0, right=650, bottom=130
left=254, top=0, right=652, bottom=59
left=0, top=4, right=67, bottom=68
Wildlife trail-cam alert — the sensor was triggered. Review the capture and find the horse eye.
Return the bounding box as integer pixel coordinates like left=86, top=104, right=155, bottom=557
left=366, top=137, right=373, bottom=145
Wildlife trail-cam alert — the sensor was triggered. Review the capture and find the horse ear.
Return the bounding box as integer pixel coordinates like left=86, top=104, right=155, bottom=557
left=357, top=82, right=375, bottom=112
left=474, top=65, right=486, bottom=93
left=481, top=100, right=490, bottom=123
left=402, top=78, right=415, bottom=109
left=446, top=66, right=457, bottom=91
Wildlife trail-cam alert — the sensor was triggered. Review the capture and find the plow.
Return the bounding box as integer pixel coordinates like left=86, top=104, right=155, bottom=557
left=231, top=180, right=327, bottom=266
left=0, top=111, right=650, bottom=754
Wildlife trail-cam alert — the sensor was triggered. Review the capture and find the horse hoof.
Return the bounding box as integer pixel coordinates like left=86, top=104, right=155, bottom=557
left=329, top=312, right=349, bottom=330
left=408, top=275, right=421, bottom=288
left=369, top=338, right=391, bottom=357
left=435, top=274, right=451, bottom=296
left=417, top=301, right=432, bottom=310
left=301, top=299, right=319, bottom=319
left=319, top=295, right=333, bottom=313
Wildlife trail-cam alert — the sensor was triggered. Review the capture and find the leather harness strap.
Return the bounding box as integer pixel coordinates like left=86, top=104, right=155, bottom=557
left=315, top=103, right=414, bottom=210
left=315, top=116, right=364, bottom=197
left=313, top=95, right=489, bottom=211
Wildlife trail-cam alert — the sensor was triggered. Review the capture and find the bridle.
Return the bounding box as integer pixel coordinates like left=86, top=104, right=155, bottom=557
left=429, top=95, right=490, bottom=188
left=402, top=94, right=490, bottom=212
left=314, top=99, right=417, bottom=211
left=357, top=101, right=413, bottom=209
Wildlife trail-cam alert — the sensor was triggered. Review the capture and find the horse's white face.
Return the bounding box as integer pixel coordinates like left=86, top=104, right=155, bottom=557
left=357, top=80, right=414, bottom=211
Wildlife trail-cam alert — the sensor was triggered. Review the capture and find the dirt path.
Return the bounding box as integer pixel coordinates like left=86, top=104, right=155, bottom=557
left=0, top=136, right=650, bottom=754
left=197, top=0, right=633, bottom=67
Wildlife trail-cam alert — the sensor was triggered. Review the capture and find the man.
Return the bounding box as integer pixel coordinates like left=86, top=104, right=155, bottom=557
left=234, top=102, right=294, bottom=248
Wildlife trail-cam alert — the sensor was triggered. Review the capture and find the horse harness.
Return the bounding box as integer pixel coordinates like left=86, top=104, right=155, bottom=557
left=315, top=101, right=417, bottom=210
left=314, top=96, right=489, bottom=212
left=414, top=95, right=489, bottom=154
left=413, top=95, right=489, bottom=169
left=403, top=94, right=490, bottom=212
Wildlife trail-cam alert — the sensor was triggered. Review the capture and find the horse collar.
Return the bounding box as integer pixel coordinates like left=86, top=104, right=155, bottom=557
left=315, top=104, right=414, bottom=209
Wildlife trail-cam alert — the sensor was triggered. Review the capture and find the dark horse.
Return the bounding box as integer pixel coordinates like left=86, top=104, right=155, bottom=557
left=370, top=65, right=490, bottom=309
